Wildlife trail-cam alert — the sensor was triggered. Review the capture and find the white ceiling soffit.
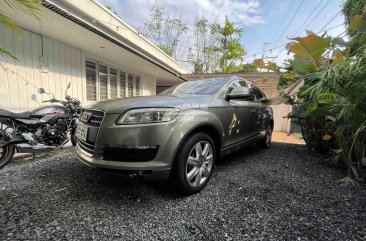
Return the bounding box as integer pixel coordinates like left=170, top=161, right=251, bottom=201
left=2, top=0, right=187, bottom=84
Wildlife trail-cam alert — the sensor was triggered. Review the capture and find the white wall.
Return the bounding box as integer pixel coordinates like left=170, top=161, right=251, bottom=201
left=142, top=75, right=156, bottom=96
left=0, top=23, right=84, bottom=112
left=271, top=104, right=292, bottom=132
left=0, top=23, right=157, bottom=112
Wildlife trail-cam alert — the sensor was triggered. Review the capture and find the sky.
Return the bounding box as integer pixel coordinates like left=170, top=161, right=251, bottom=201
left=100, top=0, right=346, bottom=71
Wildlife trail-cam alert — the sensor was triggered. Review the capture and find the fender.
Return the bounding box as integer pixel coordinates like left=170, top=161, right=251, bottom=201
left=167, top=109, right=225, bottom=165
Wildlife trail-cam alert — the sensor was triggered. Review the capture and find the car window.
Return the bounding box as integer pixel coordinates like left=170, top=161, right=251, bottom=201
left=161, top=78, right=227, bottom=95
left=251, top=86, right=265, bottom=100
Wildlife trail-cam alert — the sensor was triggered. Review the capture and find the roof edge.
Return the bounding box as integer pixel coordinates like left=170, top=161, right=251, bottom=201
left=43, top=0, right=189, bottom=77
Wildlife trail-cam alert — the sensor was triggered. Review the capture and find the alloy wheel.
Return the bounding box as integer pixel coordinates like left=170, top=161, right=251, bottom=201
left=186, top=141, right=214, bottom=187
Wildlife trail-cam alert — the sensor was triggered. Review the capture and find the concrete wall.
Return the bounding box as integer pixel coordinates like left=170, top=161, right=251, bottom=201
left=0, top=23, right=156, bottom=112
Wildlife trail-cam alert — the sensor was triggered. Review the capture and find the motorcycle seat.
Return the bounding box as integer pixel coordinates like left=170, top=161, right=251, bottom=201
left=0, top=108, right=31, bottom=119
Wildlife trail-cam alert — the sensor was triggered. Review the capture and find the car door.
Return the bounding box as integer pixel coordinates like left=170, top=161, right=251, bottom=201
left=249, top=85, right=267, bottom=135
left=226, top=80, right=256, bottom=142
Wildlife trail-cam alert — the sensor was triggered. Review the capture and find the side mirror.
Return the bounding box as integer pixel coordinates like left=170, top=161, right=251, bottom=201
left=67, top=82, right=71, bottom=89
left=226, top=87, right=252, bottom=101
left=37, top=88, right=45, bottom=94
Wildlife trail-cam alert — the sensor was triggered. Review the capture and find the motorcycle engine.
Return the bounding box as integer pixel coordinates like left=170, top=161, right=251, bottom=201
left=41, top=119, right=68, bottom=146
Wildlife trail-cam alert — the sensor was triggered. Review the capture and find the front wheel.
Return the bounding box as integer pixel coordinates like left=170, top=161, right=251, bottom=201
left=170, top=133, right=216, bottom=195
left=70, top=133, right=77, bottom=146
left=0, top=144, right=15, bottom=169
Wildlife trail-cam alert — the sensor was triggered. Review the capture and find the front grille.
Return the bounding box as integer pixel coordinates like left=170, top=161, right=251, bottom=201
left=78, top=138, right=95, bottom=154
left=103, top=146, right=159, bottom=162
left=77, top=109, right=104, bottom=155
left=79, top=109, right=104, bottom=127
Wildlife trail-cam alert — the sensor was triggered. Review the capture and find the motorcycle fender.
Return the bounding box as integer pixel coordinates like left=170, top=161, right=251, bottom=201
left=0, top=135, right=26, bottom=147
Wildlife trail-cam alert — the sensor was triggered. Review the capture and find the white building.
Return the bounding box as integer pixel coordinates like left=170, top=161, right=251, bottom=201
left=0, top=0, right=189, bottom=112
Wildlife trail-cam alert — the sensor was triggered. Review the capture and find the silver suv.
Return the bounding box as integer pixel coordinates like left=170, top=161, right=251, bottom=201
left=75, top=77, right=273, bottom=194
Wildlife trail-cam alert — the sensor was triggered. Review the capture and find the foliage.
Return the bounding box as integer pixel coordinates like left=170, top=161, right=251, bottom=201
left=223, top=63, right=258, bottom=73
left=140, top=3, right=188, bottom=58
left=342, top=0, right=366, bottom=35
left=187, top=17, right=222, bottom=74
left=0, top=0, right=42, bottom=60
left=271, top=7, right=366, bottom=180
left=210, top=16, right=245, bottom=73
left=140, top=5, right=247, bottom=73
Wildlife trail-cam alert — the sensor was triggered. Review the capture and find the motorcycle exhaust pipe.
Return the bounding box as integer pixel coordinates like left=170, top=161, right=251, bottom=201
left=16, top=143, right=55, bottom=153
left=0, top=135, right=26, bottom=148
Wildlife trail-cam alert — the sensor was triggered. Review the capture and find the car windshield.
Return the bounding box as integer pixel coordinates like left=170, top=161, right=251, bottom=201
left=160, top=78, right=227, bottom=95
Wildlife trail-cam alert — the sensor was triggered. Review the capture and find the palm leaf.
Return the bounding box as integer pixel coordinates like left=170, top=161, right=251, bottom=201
left=0, top=48, right=18, bottom=60
left=0, top=12, right=20, bottom=34
left=2, top=0, right=42, bottom=21
left=0, top=0, right=43, bottom=60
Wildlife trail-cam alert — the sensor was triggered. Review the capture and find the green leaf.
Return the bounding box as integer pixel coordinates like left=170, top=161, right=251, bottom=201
left=0, top=48, right=18, bottom=61
left=2, top=0, right=42, bottom=21
left=286, top=34, right=330, bottom=64
left=0, top=13, right=21, bottom=34
left=292, top=56, right=317, bottom=75
left=318, top=92, right=336, bottom=104
left=349, top=15, right=366, bottom=33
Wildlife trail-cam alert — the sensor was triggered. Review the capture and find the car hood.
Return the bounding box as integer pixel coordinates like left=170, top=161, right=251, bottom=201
left=84, top=95, right=214, bottom=113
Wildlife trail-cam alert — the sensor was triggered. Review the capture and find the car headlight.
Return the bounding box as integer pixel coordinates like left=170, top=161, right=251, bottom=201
left=116, top=108, right=180, bottom=125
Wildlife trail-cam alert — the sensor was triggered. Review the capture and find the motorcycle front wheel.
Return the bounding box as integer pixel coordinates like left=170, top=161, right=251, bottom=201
left=70, top=134, right=77, bottom=147
left=0, top=144, right=15, bottom=169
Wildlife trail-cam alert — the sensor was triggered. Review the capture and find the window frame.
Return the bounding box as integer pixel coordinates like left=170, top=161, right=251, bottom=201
left=84, top=58, right=142, bottom=102
left=251, top=85, right=266, bottom=101
left=85, top=59, right=98, bottom=101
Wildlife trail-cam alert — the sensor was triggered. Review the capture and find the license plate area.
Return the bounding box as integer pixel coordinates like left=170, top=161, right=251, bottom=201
left=76, top=123, right=88, bottom=142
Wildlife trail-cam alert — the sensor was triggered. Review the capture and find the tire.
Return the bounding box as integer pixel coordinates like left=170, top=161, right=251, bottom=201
left=257, top=124, right=272, bottom=149
left=170, top=133, right=216, bottom=195
left=0, top=144, right=15, bottom=169
left=70, top=133, right=78, bottom=147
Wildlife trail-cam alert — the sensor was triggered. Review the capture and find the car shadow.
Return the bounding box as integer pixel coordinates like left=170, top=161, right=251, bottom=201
left=13, top=142, right=304, bottom=204
left=64, top=143, right=278, bottom=200
left=215, top=143, right=261, bottom=166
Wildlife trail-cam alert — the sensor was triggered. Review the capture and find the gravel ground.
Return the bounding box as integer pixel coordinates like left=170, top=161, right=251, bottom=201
left=1, top=143, right=366, bottom=241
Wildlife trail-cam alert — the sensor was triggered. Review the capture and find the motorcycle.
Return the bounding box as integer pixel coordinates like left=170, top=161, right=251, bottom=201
left=0, top=82, right=81, bottom=169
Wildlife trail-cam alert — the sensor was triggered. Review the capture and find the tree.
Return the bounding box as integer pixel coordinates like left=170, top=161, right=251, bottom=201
left=188, top=16, right=221, bottom=74
left=219, top=63, right=258, bottom=74
left=0, top=0, right=42, bottom=60
left=262, top=8, right=366, bottom=181
left=140, top=2, right=188, bottom=58
left=188, top=17, right=208, bottom=74
left=342, top=0, right=366, bottom=25
left=210, top=16, right=245, bottom=73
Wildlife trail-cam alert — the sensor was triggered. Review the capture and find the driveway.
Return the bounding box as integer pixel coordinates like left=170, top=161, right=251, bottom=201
left=0, top=142, right=365, bottom=241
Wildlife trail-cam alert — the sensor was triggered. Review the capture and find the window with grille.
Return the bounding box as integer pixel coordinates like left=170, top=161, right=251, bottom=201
left=127, top=74, right=133, bottom=97
left=85, top=60, right=142, bottom=101
left=99, top=64, right=108, bottom=100
left=135, top=76, right=141, bottom=96
left=110, top=68, right=117, bottom=99
left=85, top=60, right=97, bottom=101
left=119, top=71, right=126, bottom=98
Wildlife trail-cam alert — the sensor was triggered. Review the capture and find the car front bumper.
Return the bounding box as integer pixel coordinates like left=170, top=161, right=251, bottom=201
left=75, top=113, right=182, bottom=173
